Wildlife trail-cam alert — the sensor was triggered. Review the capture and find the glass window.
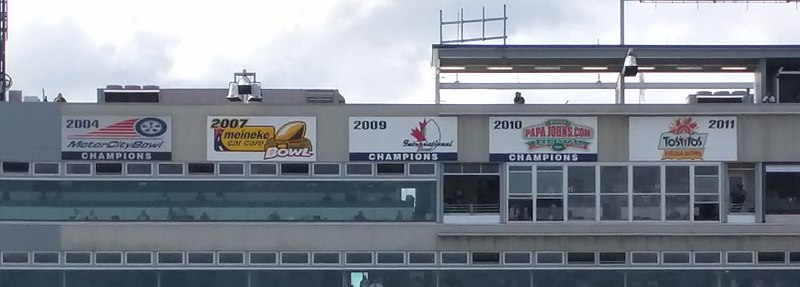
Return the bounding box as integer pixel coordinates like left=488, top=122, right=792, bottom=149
left=280, top=163, right=309, bottom=175
left=249, top=253, right=276, bottom=264
left=694, top=252, right=721, bottom=264
left=568, top=195, right=595, bottom=221
left=281, top=252, right=309, bottom=264
left=601, top=166, right=627, bottom=193
left=599, top=252, right=626, bottom=264
left=346, top=164, right=372, bottom=175
left=33, top=163, right=59, bottom=175
left=157, top=252, right=183, bottom=264
left=157, top=163, right=183, bottom=175
left=441, top=253, right=468, bottom=264
left=666, top=166, right=690, bottom=193
left=126, top=253, right=151, bottom=264
left=567, top=252, right=595, bottom=264
left=218, top=252, right=244, bottom=264
left=377, top=252, right=404, bottom=264
left=187, top=163, right=214, bottom=175
left=537, top=166, right=563, bottom=221
left=2, top=252, right=29, bottom=263
left=66, top=163, right=91, bottom=175
left=633, top=194, right=660, bottom=221
left=66, top=271, right=158, bottom=287
left=33, top=252, right=59, bottom=264
left=377, top=163, right=405, bottom=175
left=663, top=252, right=690, bottom=264
left=666, top=195, right=690, bottom=221
left=444, top=175, right=500, bottom=214
left=508, top=172, right=532, bottom=194
left=95, top=163, right=122, bottom=175
left=66, top=252, right=91, bottom=264
left=218, top=163, right=244, bottom=175
left=313, top=163, right=340, bottom=175
left=126, top=163, right=152, bottom=175
left=568, top=166, right=595, bottom=193
left=508, top=198, right=532, bottom=221
left=536, top=252, right=563, bottom=264
left=633, top=166, right=660, bottom=193
left=408, top=252, right=435, bottom=264
left=758, top=251, right=786, bottom=264
left=2, top=162, right=29, bottom=173
left=95, top=252, right=121, bottom=264
left=345, top=252, right=372, bottom=264
left=0, top=179, right=436, bottom=222
left=727, top=252, right=754, bottom=264
left=631, top=252, right=658, bottom=264
left=504, top=252, right=531, bottom=264
left=409, top=164, right=435, bottom=175
left=601, top=195, right=628, bottom=221
left=313, top=253, right=339, bottom=264
left=187, top=252, right=214, bottom=264
left=766, top=171, right=800, bottom=215
left=472, top=252, right=500, bottom=264
left=601, top=166, right=628, bottom=221
left=250, top=163, right=277, bottom=175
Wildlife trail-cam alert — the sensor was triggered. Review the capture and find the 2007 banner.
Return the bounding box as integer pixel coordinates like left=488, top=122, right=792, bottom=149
left=207, top=116, right=317, bottom=162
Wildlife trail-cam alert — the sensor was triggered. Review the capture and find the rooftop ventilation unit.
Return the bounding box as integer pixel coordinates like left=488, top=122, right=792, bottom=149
left=227, top=70, right=262, bottom=103
left=686, top=90, right=752, bottom=104
left=103, top=84, right=160, bottom=103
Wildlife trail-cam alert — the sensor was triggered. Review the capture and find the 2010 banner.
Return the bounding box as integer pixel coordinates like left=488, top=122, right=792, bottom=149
left=489, top=117, right=598, bottom=162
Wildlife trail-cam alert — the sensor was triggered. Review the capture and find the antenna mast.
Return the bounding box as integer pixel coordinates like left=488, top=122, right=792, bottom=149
left=0, top=0, right=8, bottom=101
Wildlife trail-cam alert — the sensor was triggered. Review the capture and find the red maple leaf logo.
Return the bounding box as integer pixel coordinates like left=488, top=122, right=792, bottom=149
left=411, top=120, right=428, bottom=142
left=669, top=117, right=697, bottom=135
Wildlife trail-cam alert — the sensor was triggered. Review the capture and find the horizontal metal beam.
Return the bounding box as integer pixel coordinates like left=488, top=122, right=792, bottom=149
left=439, top=82, right=754, bottom=90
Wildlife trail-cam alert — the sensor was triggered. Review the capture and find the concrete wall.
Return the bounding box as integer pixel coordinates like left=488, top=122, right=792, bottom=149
left=0, top=102, right=791, bottom=163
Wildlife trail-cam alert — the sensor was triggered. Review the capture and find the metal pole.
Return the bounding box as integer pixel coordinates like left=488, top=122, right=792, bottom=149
left=482, top=6, right=485, bottom=40
left=620, top=0, right=625, bottom=45
left=503, top=4, right=507, bottom=45
left=0, top=0, right=7, bottom=100
left=439, top=10, right=443, bottom=44
left=460, top=8, right=464, bottom=42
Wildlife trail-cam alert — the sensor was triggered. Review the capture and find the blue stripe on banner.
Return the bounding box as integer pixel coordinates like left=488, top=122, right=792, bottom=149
left=62, top=152, right=171, bottom=161
left=489, top=153, right=598, bottom=162
left=350, top=152, right=458, bottom=161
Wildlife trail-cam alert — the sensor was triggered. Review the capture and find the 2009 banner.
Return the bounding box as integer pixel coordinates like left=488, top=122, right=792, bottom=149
left=348, top=117, right=458, bottom=161
left=61, top=116, right=172, bottom=161
left=206, top=117, right=316, bottom=161
left=489, top=117, right=598, bottom=162
left=628, top=116, right=737, bottom=161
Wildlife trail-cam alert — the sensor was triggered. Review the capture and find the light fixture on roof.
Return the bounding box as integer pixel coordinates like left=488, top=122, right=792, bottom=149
left=721, top=66, right=748, bottom=71
left=582, top=66, right=608, bottom=71
left=622, top=49, right=638, bottom=77
left=227, top=69, right=262, bottom=103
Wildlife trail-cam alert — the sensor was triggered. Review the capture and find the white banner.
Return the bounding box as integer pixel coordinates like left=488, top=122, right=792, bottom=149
left=207, top=116, right=316, bottom=161
left=349, top=117, right=458, bottom=161
left=629, top=116, right=737, bottom=161
left=61, top=116, right=172, bottom=161
left=489, top=117, right=598, bottom=162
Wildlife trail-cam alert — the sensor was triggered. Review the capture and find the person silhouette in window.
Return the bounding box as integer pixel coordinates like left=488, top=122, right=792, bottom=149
left=136, top=210, right=150, bottom=221
left=268, top=210, right=281, bottom=221
left=353, top=210, right=367, bottom=221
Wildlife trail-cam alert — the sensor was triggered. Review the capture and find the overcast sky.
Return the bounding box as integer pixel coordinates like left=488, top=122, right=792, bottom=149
left=7, top=0, right=800, bottom=104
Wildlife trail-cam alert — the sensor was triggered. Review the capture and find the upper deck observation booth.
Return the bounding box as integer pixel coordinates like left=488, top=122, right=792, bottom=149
left=432, top=44, right=800, bottom=105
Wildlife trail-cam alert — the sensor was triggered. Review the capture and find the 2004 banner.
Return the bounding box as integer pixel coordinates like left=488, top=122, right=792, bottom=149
left=206, top=117, right=316, bottom=161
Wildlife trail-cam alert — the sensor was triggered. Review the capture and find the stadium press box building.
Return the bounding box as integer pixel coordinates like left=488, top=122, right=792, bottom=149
left=1, top=45, right=800, bottom=287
